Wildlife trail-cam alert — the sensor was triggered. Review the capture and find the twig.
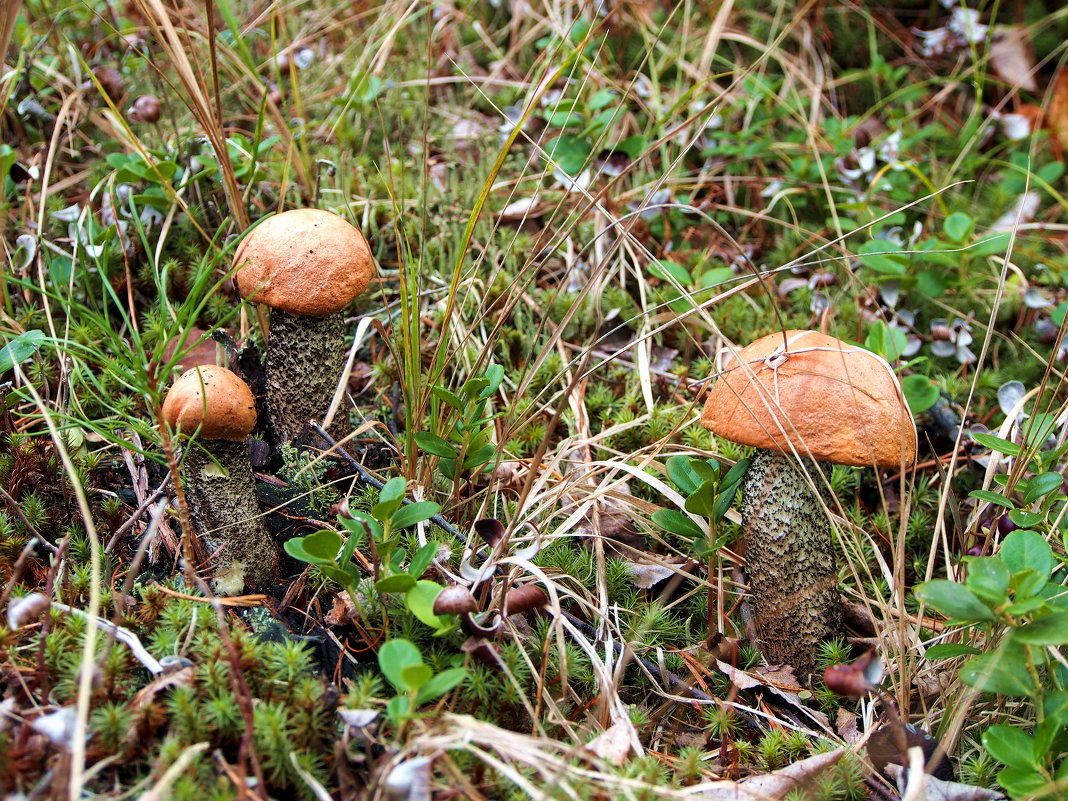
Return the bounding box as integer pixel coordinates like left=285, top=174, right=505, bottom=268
left=104, top=479, right=170, bottom=553
left=309, top=423, right=465, bottom=541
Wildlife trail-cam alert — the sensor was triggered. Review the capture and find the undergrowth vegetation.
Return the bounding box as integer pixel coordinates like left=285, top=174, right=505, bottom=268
left=3, top=0, right=1068, bottom=798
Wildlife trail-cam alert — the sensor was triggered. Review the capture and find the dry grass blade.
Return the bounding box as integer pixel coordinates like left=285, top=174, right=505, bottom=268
left=131, top=0, right=248, bottom=229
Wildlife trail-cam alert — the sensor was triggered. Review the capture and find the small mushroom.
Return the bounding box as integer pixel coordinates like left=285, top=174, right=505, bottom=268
left=701, top=329, right=916, bottom=682
left=231, top=208, right=375, bottom=444
left=162, top=365, right=275, bottom=593
left=128, top=94, right=161, bottom=123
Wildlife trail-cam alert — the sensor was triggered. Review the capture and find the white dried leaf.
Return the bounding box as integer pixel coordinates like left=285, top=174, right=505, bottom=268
left=7, top=592, right=50, bottom=628
left=626, top=560, right=676, bottom=589
left=885, top=763, right=1005, bottom=800
left=338, top=708, right=379, bottom=738
left=997, top=380, right=1026, bottom=417
left=31, top=707, right=77, bottom=747
left=990, top=192, right=1040, bottom=232
left=385, top=755, right=432, bottom=801
left=14, top=234, right=36, bottom=271
left=497, top=195, right=544, bottom=221
left=989, top=28, right=1037, bottom=92
left=586, top=720, right=637, bottom=766
left=687, top=747, right=845, bottom=799
left=998, top=113, right=1033, bottom=140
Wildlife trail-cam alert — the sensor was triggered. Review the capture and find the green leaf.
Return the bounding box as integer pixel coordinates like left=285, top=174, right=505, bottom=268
left=925, top=643, right=982, bottom=659
left=1008, top=510, right=1045, bottom=529
left=902, top=374, right=939, bottom=414
left=1023, top=413, right=1059, bottom=450
left=588, top=88, right=616, bottom=111
left=415, top=432, right=459, bottom=459
left=378, top=639, right=423, bottom=693
left=970, top=232, right=1012, bottom=257
left=943, top=212, right=974, bottom=244
left=971, top=432, right=1021, bottom=456
left=373, top=477, right=407, bottom=521
left=318, top=564, right=357, bottom=588
left=391, top=502, right=441, bottom=530
left=983, top=725, right=1039, bottom=770
left=960, top=652, right=1035, bottom=697
left=1001, top=530, right=1054, bottom=583
left=415, top=667, right=468, bottom=705
left=432, top=386, right=465, bottom=412
left=284, top=530, right=342, bottom=565
left=648, top=259, right=693, bottom=285
left=462, top=443, right=497, bottom=470
left=666, top=455, right=698, bottom=494
left=688, top=458, right=719, bottom=484
left=545, top=134, right=592, bottom=175
left=400, top=663, right=433, bottom=690
left=617, top=135, right=647, bottom=159
left=865, top=321, right=907, bottom=362
left=651, top=509, right=703, bottom=539
left=684, top=482, right=716, bottom=518
left=1024, top=472, right=1064, bottom=505
left=405, top=580, right=444, bottom=628
left=857, top=240, right=907, bottom=276
left=1014, top=613, right=1068, bottom=646
left=995, top=766, right=1049, bottom=797
left=0, top=330, right=47, bottom=374
left=965, top=557, right=1010, bottom=606
left=721, top=457, right=750, bottom=487
left=375, top=574, right=416, bottom=593
left=914, top=580, right=994, bottom=621
left=968, top=490, right=1013, bottom=508
left=409, top=542, right=438, bottom=578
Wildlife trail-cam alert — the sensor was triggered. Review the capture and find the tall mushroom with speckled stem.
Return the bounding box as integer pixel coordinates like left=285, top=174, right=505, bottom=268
left=701, top=330, right=916, bottom=683
left=163, top=365, right=275, bottom=593
left=232, top=208, right=375, bottom=445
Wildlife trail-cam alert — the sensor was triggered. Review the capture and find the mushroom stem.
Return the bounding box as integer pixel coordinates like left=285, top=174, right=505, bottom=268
left=265, top=309, right=351, bottom=445
left=740, top=449, right=842, bottom=683
left=183, top=440, right=274, bottom=593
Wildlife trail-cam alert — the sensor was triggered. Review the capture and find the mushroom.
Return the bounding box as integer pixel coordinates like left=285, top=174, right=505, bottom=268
left=701, top=329, right=916, bottom=682
left=162, top=365, right=275, bottom=593
left=231, top=208, right=375, bottom=444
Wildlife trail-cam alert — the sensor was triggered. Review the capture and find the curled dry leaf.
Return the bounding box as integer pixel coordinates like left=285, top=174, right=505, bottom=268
left=129, top=666, right=195, bottom=711
left=384, top=755, right=432, bottom=801
left=625, top=559, right=678, bottom=589
left=885, top=763, right=1004, bottom=801
left=688, top=747, right=845, bottom=799
left=503, top=584, right=548, bottom=616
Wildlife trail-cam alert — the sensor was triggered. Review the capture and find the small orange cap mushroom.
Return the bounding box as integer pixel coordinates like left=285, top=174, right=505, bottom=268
left=162, top=365, right=257, bottom=442
left=232, top=208, right=374, bottom=317
left=701, top=330, right=917, bottom=468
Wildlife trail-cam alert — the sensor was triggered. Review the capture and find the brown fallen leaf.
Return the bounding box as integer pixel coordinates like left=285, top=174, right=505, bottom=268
left=1047, top=66, right=1068, bottom=160
left=715, top=660, right=832, bottom=732
left=128, top=666, right=195, bottom=711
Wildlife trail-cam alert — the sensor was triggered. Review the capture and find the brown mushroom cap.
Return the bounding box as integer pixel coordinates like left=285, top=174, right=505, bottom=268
left=701, top=330, right=917, bottom=468
left=162, top=365, right=257, bottom=442
left=232, top=208, right=374, bottom=317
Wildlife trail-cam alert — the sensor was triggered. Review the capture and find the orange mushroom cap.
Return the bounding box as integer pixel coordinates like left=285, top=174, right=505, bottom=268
left=162, top=365, right=257, bottom=442
left=232, top=208, right=374, bottom=317
left=701, top=330, right=917, bottom=468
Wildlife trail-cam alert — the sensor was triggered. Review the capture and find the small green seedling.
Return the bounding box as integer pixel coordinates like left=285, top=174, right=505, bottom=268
left=285, top=477, right=450, bottom=634
left=377, top=638, right=467, bottom=726
left=654, top=455, right=749, bottom=559
left=416, top=364, right=504, bottom=487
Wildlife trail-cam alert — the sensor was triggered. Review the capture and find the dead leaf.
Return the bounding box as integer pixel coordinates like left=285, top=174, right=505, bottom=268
left=625, top=558, right=681, bottom=589
left=325, top=593, right=359, bottom=626
left=586, top=720, right=637, bottom=766
left=128, top=666, right=195, bottom=711
left=688, top=747, right=845, bottom=799
left=496, top=195, right=547, bottom=223
left=989, top=27, right=1037, bottom=92
left=885, top=764, right=1005, bottom=801
left=715, top=660, right=832, bottom=731
left=1047, top=66, right=1068, bottom=160
left=990, top=191, right=1040, bottom=232
left=836, top=708, right=860, bottom=744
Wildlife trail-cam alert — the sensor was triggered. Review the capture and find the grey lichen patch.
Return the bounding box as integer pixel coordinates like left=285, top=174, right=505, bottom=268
left=740, top=449, right=842, bottom=684
left=264, top=309, right=351, bottom=445
left=184, top=440, right=275, bottom=591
